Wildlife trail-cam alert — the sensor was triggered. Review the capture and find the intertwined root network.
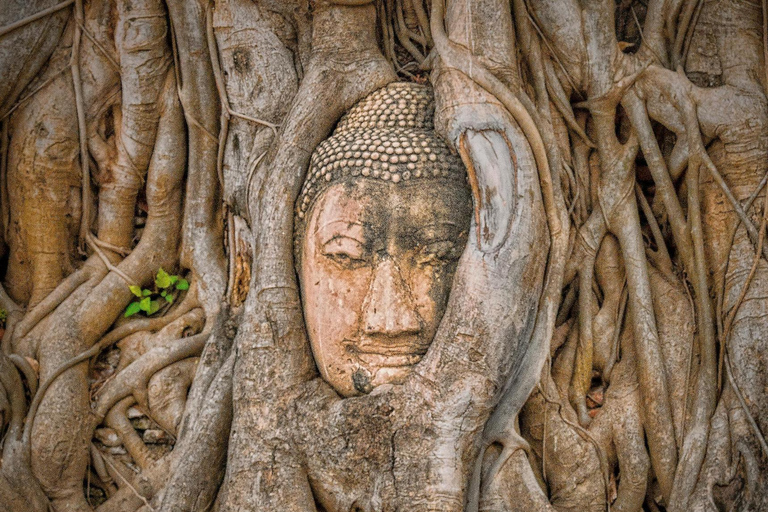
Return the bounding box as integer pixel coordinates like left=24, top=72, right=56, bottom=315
left=0, top=1, right=766, bottom=511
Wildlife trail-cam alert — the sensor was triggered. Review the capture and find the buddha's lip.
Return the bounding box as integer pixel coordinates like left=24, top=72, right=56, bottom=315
left=355, top=351, right=424, bottom=368
left=342, top=338, right=429, bottom=367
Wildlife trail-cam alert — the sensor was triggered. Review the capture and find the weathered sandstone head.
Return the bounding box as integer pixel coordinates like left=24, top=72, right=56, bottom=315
left=295, top=82, right=472, bottom=397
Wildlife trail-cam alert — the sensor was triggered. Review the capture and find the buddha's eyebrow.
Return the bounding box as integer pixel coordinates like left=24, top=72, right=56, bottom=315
left=413, top=222, right=462, bottom=240
left=314, top=220, right=365, bottom=245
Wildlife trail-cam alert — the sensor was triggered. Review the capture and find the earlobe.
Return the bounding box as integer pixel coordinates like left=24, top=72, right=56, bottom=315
left=458, top=129, right=517, bottom=254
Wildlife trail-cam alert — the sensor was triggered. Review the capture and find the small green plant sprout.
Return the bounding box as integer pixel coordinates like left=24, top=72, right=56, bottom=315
left=124, top=268, right=189, bottom=318
left=0, top=307, right=6, bottom=328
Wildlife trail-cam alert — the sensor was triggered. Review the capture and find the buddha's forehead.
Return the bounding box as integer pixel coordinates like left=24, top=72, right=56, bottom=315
left=308, top=178, right=471, bottom=245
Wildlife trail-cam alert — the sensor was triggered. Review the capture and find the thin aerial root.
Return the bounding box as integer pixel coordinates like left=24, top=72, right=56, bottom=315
left=379, top=0, right=397, bottom=68
left=181, top=110, right=217, bottom=143
left=635, top=183, right=674, bottom=276
left=227, top=110, right=279, bottom=136
left=101, top=454, right=155, bottom=511
left=91, top=235, right=132, bottom=257
left=92, top=332, right=208, bottom=421
left=204, top=2, right=278, bottom=185
left=22, top=341, right=102, bottom=451
left=394, top=0, right=426, bottom=63
left=72, top=0, right=90, bottom=249
left=206, top=1, right=230, bottom=192
left=244, top=150, right=268, bottom=216
left=35, top=307, right=201, bottom=445
left=75, top=18, right=119, bottom=70
left=725, top=352, right=768, bottom=458
left=86, top=232, right=136, bottom=286
left=545, top=65, right=594, bottom=148
left=522, top=0, right=582, bottom=99
left=538, top=378, right=612, bottom=502
left=716, top=171, right=768, bottom=389
left=90, top=443, right=117, bottom=495
left=702, top=154, right=768, bottom=262
left=680, top=0, right=704, bottom=66
left=8, top=354, right=38, bottom=396
left=603, top=286, right=627, bottom=383
left=0, top=65, right=69, bottom=120
left=672, top=0, right=701, bottom=68
left=720, top=187, right=768, bottom=387
left=105, top=397, right=155, bottom=470
left=668, top=102, right=719, bottom=509
left=671, top=85, right=768, bottom=262
left=744, top=170, right=768, bottom=211
left=0, top=0, right=74, bottom=39
left=14, top=265, right=92, bottom=340
left=407, top=0, right=432, bottom=46
left=623, top=92, right=692, bottom=268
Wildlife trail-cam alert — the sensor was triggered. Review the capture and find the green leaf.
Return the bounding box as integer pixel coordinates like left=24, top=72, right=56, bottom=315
left=148, top=300, right=161, bottom=315
left=160, top=290, right=167, bottom=297
left=142, top=289, right=152, bottom=296
left=169, top=275, right=179, bottom=285
left=165, top=294, right=174, bottom=304
left=129, top=285, right=143, bottom=298
left=155, top=268, right=172, bottom=289
left=175, top=278, right=189, bottom=291
left=140, top=296, right=151, bottom=312
left=125, top=302, right=142, bottom=317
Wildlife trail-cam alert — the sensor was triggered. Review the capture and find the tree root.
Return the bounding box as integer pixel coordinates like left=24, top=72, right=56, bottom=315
left=156, top=351, right=234, bottom=512
left=0, top=0, right=73, bottom=39
left=222, top=0, right=396, bottom=506
left=0, top=1, right=766, bottom=510
left=0, top=352, right=50, bottom=512
left=104, top=397, right=156, bottom=471
left=93, top=332, right=207, bottom=421
left=13, top=264, right=94, bottom=344
left=167, top=0, right=226, bottom=319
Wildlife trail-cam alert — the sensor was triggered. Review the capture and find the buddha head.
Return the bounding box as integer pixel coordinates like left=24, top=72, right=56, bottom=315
left=295, top=83, right=471, bottom=397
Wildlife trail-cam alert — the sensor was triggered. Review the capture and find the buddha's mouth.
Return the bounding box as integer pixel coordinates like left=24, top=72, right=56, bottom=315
left=342, top=338, right=430, bottom=368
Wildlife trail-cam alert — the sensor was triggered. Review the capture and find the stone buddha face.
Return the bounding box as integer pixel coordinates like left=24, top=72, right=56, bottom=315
left=295, top=83, right=471, bottom=397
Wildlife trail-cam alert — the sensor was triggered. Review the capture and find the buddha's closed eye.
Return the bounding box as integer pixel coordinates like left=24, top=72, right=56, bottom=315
left=418, top=240, right=463, bottom=267
left=322, top=236, right=367, bottom=268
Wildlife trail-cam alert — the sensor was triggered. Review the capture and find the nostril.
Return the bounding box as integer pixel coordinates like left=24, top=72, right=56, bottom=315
left=389, top=306, right=421, bottom=335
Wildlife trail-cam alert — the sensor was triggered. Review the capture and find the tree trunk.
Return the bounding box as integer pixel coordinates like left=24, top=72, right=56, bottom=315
left=0, top=1, right=766, bottom=511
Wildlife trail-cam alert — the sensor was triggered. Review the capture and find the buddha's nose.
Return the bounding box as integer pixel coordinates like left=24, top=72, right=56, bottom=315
left=361, top=258, right=421, bottom=337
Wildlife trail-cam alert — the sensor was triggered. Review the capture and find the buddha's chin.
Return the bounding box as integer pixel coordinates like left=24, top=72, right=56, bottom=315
left=355, top=352, right=424, bottom=389
left=325, top=356, right=424, bottom=396
left=369, top=365, right=413, bottom=388
left=332, top=364, right=416, bottom=397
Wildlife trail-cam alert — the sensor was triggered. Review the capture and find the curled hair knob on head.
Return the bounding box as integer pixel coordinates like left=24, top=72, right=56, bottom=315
left=294, top=82, right=468, bottom=233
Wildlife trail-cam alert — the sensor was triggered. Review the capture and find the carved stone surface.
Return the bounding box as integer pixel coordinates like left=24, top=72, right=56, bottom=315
left=296, top=82, right=471, bottom=397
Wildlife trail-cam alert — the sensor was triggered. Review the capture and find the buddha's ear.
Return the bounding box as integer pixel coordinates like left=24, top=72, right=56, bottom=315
left=458, top=129, right=517, bottom=254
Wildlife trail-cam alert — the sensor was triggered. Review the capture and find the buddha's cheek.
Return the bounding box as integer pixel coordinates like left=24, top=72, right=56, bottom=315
left=302, top=260, right=372, bottom=394
left=408, top=264, right=455, bottom=338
